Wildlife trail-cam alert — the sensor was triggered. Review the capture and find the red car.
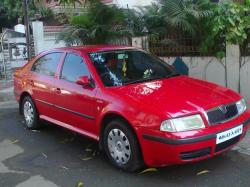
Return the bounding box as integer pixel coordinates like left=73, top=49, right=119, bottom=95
left=14, top=45, right=250, bottom=172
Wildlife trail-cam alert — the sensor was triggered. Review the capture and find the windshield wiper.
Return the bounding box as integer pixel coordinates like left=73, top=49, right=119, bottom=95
left=123, top=73, right=181, bottom=86
left=165, top=72, right=181, bottom=79
left=123, top=77, right=165, bottom=85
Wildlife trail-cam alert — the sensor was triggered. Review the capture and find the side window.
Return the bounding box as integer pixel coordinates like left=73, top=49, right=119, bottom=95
left=61, top=53, right=90, bottom=82
left=31, top=53, right=62, bottom=77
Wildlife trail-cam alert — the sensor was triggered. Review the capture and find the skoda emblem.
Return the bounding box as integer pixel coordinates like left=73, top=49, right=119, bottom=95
left=219, top=105, right=227, bottom=114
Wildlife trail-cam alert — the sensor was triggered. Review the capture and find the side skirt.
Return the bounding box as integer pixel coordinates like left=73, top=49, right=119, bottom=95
left=40, top=115, right=99, bottom=141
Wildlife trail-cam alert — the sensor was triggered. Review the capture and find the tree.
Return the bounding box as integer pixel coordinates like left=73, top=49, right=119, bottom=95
left=58, top=0, right=90, bottom=6
left=212, top=2, right=250, bottom=45
left=57, top=0, right=132, bottom=45
left=159, top=0, right=214, bottom=37
left=0, top=0, right=37, bottom=31
left=134, top=3, right=166, bottom=35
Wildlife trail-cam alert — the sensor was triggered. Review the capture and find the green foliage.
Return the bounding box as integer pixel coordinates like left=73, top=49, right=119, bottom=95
left=212, top=2, right=250, bottom=45
left=58, top=0, right=250, bottom=57
left=58, top=1, right=132, bottom=45
left=127, top=0, right=214, bottom=37
left=159, top=0, right=214, bottom=36
left=0, top=0, right=38, bottom=30
left=134, top=3, right=166, bottom=35
left=1, top=0, right=37, bottom=19
left=38, top=7, right=53, bottom=19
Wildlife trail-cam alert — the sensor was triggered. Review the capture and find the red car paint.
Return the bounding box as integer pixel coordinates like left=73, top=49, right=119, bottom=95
left=14, top=45, right=250, bottom=167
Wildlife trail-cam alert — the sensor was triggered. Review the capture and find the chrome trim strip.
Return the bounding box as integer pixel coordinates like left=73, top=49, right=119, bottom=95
left=206, top=101, right=236, bottom=113
left=36, top=99, right=95, bottom=120
left=36, top=99, right=53, bottom=106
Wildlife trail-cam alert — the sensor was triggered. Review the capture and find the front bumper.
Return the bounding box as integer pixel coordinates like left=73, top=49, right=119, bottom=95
left=137, top=111, right=250, bottom=167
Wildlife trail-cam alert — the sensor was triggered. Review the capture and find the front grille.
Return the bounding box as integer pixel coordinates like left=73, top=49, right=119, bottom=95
left=206, top=103, right=238, bottom=125
left=215, top=135, right=241, bottom=152
left=180, top=147, right=211, bottom=160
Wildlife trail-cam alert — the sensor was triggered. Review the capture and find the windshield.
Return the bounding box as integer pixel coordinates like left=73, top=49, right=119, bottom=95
left=89, top=50, right=179, bottom=87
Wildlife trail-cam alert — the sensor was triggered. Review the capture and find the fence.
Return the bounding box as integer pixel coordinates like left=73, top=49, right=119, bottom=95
left=0, top=29, right=33, bottom=81
left=148, top=35, right=223, bottom=57
left=108, top=37, right=132, bottom=46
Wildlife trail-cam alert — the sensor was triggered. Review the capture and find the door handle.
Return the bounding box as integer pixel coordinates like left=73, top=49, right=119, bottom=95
left=56, top=88, right=61, bottom=94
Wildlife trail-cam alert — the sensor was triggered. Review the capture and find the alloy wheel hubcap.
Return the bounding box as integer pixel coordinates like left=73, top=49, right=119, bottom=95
left=23, top=101, right=34, bottom=127
left=107, top=128, right=131, bottom=165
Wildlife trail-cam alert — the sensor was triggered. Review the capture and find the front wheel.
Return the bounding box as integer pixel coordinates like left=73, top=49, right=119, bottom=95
left=103, top=119, right=144, bottom=172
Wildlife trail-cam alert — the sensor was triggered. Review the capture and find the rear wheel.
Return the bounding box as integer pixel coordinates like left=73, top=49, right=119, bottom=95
left=22, top=96, right=41, bottom=129
left=103, top=119, right=144, bottom=172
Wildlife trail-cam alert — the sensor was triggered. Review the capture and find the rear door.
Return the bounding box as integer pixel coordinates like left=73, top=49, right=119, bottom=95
left=29, top=52, right=63, bottom=119
left=53, top=52, right=98, bottom=135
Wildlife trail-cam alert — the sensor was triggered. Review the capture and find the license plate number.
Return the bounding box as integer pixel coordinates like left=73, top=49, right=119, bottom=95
left=216, top=125, right=243, bottom=144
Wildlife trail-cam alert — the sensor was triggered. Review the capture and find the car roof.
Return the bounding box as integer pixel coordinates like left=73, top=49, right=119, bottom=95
left=51, top=45, right=136, bottom=53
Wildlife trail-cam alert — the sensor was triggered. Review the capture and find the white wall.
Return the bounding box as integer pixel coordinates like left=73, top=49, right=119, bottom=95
left=160, top=56, right=226, bottom=87
left=159, top=56, right=250, bottom=107
left=240, top=56, right=250, bottom=103
left=32, top=21, right=66, bottom=54
left=43, top=32, right=66, bottom=52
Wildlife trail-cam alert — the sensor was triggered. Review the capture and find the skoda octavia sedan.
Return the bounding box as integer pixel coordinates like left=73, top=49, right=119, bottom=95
left=14, top=45, right=250, bottom=172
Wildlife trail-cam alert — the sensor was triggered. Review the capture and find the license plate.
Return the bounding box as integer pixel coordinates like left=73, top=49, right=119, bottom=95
left=216, top=125, right=243, bottom=144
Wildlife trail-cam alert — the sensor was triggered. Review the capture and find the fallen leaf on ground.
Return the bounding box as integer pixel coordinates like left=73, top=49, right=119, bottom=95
left=11, top=139, right=19, bottom=144
left=80, top=156, right=93, bottom=161
left=196, top=170, right=210, bottom=176
left=85, top=148, right=92, bottom=152
left=92, top=151, right=98, bottom=156
left=31, top=130, right=40, bottom=132
left=60, top=165, right=69, bottom=170
left=42, top=153, right=48, bottom=158
left=138, top=168, right=158, bottom=174
left=60, top=137, right=75, bottom=143
left=77, top=182, right=84, bottom=187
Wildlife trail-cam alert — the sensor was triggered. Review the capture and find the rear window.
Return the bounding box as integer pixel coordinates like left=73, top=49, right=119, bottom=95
left=31, top=53, right=62, bottom=77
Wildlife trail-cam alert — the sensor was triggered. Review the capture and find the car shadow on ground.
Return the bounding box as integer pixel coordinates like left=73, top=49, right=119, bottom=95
left=22, top=116, right=249, bottom=172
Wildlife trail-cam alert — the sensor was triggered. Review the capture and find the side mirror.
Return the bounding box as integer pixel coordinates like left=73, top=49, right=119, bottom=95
left=76, top=76, right=92, bottom=88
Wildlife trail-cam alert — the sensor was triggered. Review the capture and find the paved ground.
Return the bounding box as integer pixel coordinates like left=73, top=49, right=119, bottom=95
left=0, top=84, right=250, bottom=187
left=0, top=81, right=14, bottom=103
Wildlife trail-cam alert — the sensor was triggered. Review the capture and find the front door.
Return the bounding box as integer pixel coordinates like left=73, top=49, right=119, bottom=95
left=54, top=53, right=98, bottom=136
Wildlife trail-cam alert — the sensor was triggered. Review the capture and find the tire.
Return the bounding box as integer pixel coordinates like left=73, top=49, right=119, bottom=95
left=22, top=96, right=41, bottom=129
left=103, top=119, right=144, bottom=172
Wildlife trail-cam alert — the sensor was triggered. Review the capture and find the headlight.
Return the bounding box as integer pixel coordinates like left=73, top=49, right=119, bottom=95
left=236, top=98, right=247, bottom=115
left=160, top=114, right=205, bottom=132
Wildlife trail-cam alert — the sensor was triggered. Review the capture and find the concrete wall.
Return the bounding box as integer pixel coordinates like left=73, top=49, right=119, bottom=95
left=240, top=56, right=250, bottom=102
left=159, top=55, right=250, bottom=106
left=32, top=21, right=65, bottom=55
left=160, top=57, right=226, bottom=87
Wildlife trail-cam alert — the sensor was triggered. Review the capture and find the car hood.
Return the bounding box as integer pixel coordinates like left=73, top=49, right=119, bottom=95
left=110, top=76, right=241, bottom=118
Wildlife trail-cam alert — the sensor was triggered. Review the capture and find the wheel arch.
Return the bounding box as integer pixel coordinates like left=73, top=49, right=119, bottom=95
left=98, top=112, right=141, bottom=152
